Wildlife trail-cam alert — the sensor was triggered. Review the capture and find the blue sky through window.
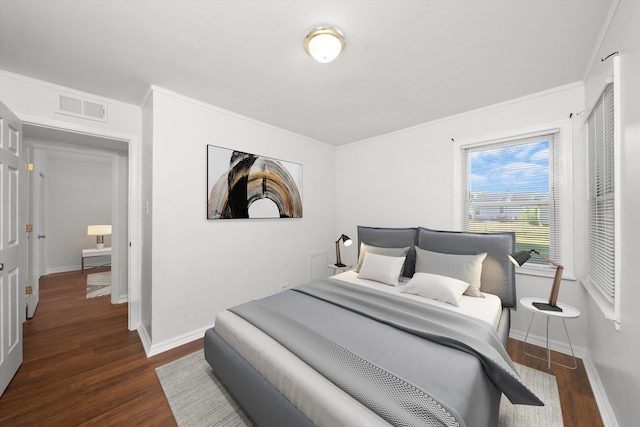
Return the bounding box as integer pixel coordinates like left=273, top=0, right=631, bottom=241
left=469, top=140, right=549, bottom=195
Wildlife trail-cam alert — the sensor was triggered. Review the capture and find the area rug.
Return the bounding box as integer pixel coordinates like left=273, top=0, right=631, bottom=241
left=500, top=362, right=563, bottom=426
left=86, top=271, right=111, bottom=298
left=156, top=349, right=563, bottom=427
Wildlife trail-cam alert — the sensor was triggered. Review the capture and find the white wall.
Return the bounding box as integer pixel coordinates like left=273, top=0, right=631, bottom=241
left=336, top=83, right=589, bottom=351
left=41, top=151, right=112, bottom=273
left=145, top=87, right=337, bottom=352
left=583, top=1, right=640, bottom=426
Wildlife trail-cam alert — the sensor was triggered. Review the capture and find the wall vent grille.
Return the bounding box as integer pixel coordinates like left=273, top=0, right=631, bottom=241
left=55, top=94, right=108, bottom=122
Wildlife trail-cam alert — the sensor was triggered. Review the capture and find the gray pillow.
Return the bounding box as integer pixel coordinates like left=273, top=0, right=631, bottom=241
left=414, top=247, right=487, bottom=297
left=355, top=243, right=411, bottom=275
left=416, top=227, right=516, bottom=308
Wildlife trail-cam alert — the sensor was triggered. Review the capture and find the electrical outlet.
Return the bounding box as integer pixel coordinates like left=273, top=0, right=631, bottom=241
left=280, top=283, right=289, bottom=291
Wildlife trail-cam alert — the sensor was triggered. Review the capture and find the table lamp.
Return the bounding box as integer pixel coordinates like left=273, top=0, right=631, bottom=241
left=87, top=225, right=112, bottom=250
left=334, top=234, right=352, bottom=267
left=509, top=249, right=564, bottom=312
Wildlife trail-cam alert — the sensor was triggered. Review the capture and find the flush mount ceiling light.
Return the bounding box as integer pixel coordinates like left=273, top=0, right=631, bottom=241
left=304, top=26, right=345, bottom=63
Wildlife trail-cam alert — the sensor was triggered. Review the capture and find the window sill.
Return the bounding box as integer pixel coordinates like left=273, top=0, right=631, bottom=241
left=580, top=277, right=620, bottom=328
left=515, top=264, right=576, bottom=282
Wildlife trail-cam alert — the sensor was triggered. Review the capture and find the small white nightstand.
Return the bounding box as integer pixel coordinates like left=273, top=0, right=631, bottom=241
left=520, top=297, right=579, bottom=369
left=327, top=263, right=352, bottom=275
left=81, top=247, right=112, bottom=273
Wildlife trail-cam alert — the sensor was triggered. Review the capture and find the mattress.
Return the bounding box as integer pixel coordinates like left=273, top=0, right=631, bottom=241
left=332, top=270, right=504, bottom=329
left=214, top=273, right=507, bottom=427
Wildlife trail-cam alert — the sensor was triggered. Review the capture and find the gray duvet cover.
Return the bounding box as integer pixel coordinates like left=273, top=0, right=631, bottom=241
left=228, top=279, right=541, bottom=427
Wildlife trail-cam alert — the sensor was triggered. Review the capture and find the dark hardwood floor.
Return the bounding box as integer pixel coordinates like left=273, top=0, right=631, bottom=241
left=0, top=268, right=202, bottom=426
left=507, top=338, right=603, bottom=427
left=0, top=269, right=602, bottom=426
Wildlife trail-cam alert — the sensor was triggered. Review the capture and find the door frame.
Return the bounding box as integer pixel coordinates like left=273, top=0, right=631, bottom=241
left=35, top=167, right=47, bottom=281
left=19, top=114, right=140, bottom=331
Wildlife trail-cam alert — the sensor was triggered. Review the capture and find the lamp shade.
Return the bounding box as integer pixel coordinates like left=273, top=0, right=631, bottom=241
left=87, top=225, right=112, bottom=236
left=341, top=234, right=353, bottom=247
left=304, top=26, right=345, bottom=63
left=508, top=250, right=531, bottom=267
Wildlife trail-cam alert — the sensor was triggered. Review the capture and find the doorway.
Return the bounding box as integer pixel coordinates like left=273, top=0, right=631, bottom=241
left=21, top=121, right=139, bottom=330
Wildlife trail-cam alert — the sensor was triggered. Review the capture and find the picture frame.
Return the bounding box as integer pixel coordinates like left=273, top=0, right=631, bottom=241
left=206, top=145, right=303, bottom=219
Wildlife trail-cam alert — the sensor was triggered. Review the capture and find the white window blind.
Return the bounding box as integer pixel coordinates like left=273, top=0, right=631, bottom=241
left=586, top=82, right=616, bottom=302
left=461, top=131, right=561, bottom=267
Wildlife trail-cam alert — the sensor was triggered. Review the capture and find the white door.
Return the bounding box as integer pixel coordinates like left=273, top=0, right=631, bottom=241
left=26, top=169, right=45, bottom=318
left=0, top=101, right=25, bottom=396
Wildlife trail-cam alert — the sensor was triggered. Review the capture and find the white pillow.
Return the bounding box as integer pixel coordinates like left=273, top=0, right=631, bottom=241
left=415, top=247, right=487, bottom=297
left=355, top=243, right=410, bottom=274
left=401, top=273, right=470, bottom=307
left=357, top=252, right=406, bottom=286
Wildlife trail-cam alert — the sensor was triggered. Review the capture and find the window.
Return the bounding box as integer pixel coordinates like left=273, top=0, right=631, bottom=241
left=585, top=81, right=618, bottom=310
left=459, top=130, right=562, bottom=269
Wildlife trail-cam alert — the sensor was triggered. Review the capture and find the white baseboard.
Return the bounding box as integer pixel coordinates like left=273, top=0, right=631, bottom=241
left=46, top=265, right=80, bottom=274
left=137, top=323, right=152, bottom=356
left=145, top=325, right=212, bottom=357
left=581, top=352, right=619, bottom=427
left=46, top=264, right=110, bottom=274
left=509, top=329, right=587, bottom=358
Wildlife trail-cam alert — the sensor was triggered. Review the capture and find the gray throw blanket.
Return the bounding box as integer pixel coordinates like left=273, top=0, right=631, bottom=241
left=229, top=279, right=542, bottom=427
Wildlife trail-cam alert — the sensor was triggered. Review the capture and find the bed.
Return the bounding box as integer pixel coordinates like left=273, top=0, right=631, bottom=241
left=204, top=226, right=542, bottom=427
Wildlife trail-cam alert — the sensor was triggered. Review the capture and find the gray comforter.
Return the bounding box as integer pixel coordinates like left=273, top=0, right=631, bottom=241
left=229, top=278, right=541, bottom=427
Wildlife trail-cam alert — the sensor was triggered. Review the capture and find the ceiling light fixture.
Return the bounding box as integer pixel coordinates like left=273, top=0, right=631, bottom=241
left=304, top=26, right=345, bottom=63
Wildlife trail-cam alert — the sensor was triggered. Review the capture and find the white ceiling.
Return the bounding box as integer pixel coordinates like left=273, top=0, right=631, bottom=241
left=0, top=0, right=613, bottom=146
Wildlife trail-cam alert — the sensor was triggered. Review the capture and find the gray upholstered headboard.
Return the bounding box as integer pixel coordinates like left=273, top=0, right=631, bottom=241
left=356, top=226, right=517, bottom=308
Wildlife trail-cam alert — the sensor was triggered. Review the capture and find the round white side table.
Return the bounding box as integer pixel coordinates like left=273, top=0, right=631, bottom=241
left=519, top=297, right=580, bottom=370
left=327, top=263, right=352, bottom=275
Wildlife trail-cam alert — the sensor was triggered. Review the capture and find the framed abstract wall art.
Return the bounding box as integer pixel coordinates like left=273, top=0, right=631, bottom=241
left=207, top=145, right=303, bottom=219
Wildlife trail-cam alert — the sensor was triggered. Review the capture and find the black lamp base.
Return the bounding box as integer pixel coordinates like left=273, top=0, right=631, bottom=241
left=533, top=302, right=563, bottom=312
left=334, top=262, right=346, bottom=267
